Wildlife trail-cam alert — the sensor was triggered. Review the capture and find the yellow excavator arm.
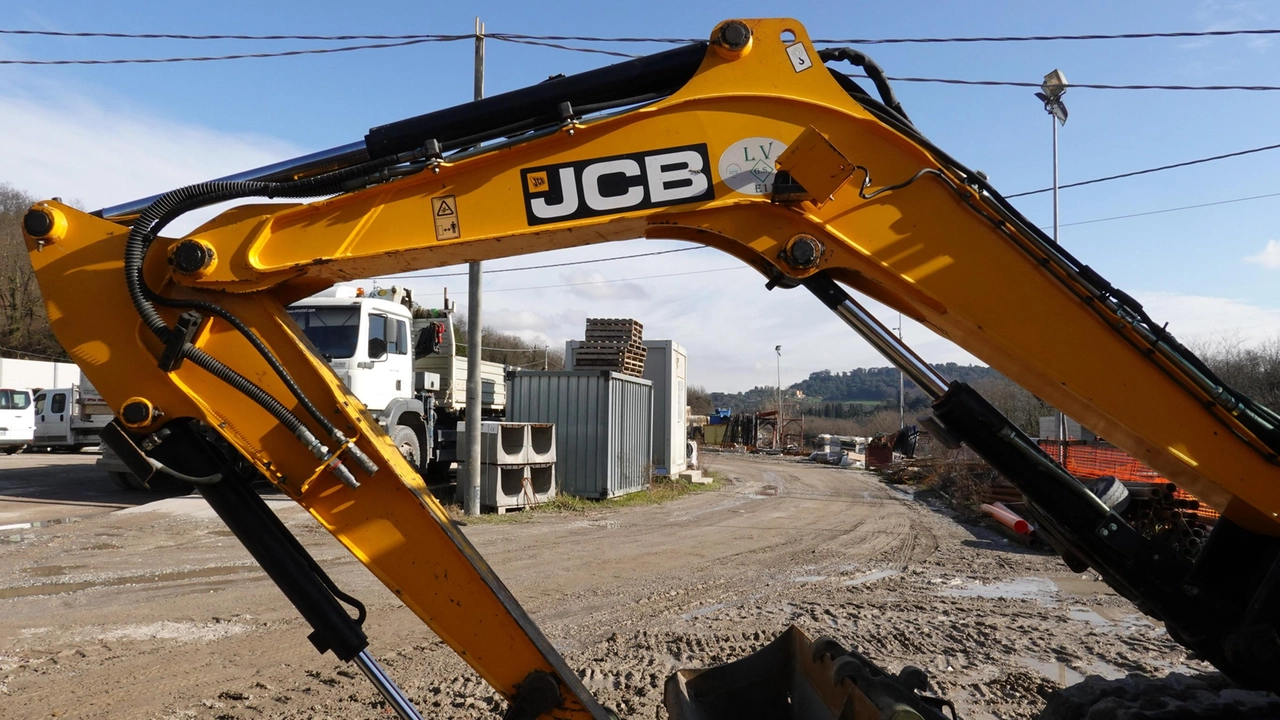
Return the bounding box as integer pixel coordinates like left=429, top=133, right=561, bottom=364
left=21, top=18, right=1280, bottom=719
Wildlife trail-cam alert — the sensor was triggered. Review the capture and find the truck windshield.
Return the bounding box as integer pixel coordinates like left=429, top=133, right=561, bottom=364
left=288, top=307, right=360, bottom=359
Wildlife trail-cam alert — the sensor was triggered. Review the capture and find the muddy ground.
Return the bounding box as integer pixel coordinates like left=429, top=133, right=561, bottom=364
left=0, top=451, right=1226, bottom=719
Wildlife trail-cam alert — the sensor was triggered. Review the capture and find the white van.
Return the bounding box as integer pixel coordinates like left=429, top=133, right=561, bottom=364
left=0, top=388, right=35, bottom=454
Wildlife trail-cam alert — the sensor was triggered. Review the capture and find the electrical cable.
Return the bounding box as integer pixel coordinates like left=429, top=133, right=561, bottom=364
left=401, top=267, right=748, bottom=296
left=489, top=36, right=639, bottom=59
left=0, top=37, right=465, bottom=65
left=6, top=28, right=1279, bottom=44
left=0, top=29, right=469, bottom=41
left=1056, top=191, right=1280, bottom=228
left=1005, top=142, right=1280, bottom=198
left=393, top=246, right=706, bottom=279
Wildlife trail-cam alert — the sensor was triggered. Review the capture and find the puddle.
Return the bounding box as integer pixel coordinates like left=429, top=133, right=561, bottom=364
left=939, top=577, right=1058, bottom=604
left=844, top=569, right=901, bottom=586
left=1020, top=658, right=1086, bottom=687
left=20, top=565, right=84, bottom=578
left=0, top=565, right=258, bottom=600
left=0, top=517, right=80, bottom=533
left=681, top=603, right=725, bottom=620
left=791, top=575, right=827, bottom=583
left=1067, top=607, right=1110, bottom=626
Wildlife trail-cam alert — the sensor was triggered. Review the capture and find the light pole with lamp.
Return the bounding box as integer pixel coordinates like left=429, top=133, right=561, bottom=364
left=775, top=345, right=782, bottom=449
left=1036, top=69, right=1070, bottom=456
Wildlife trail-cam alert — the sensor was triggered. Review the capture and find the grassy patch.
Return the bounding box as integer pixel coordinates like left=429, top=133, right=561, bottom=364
left=445, top=472, right=724, bottom=525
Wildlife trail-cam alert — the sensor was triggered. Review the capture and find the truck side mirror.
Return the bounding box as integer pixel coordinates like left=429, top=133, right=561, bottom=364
left=368, top=337, right=388, bottom=360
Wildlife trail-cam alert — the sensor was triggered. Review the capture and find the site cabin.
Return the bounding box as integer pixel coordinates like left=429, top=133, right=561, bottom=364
left=32, top=382, right=111, bottom=451
left=0, top=388, right=34, bottom=454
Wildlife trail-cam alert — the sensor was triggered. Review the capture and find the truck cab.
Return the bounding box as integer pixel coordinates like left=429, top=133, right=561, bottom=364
left=287, top=286, right=443, bottom=475
left=33, top=379, right=111, bottom=451
left=0, top=388, right=34, bottom=454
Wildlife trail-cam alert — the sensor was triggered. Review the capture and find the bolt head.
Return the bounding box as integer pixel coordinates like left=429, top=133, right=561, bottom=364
left=170, top=240, right=212, bottom=274
left=716, top=21, right=751, bottom=51
left=23, top=209, right=54, bottom=238
left=785, top=235, right=822, bottom=268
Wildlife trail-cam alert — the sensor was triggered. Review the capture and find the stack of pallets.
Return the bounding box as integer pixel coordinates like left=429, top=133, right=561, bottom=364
left=573, top=318, right=647, bottom=377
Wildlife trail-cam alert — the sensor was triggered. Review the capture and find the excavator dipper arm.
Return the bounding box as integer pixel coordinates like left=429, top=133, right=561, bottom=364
left=22, top=18, right=1280, bottom=717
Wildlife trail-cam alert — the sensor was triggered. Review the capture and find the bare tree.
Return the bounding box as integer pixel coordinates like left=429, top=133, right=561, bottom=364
left=1193, top=334, right=1280, bottom=412
left=969, top=374, right=1054, bottom=435
left=0, top=184, right=66, bottom=360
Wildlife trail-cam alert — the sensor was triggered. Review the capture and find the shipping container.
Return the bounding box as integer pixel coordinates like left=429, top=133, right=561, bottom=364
left=506, top=370, right=653, bottom=498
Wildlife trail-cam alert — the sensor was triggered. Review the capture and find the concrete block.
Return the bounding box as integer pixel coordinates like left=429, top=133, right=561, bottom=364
left=678, top=469, right=709, bottom=484
left=478, top=463, right=557, bottom=513
left=457, top=421, right=533, bottom=465
left=527, top=423, right=556, bottom=465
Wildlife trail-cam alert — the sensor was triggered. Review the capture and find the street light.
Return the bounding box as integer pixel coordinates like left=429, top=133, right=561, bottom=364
left=775, top=345, right=782, bottom=449
left=1035, top=69, right=1068, bottom=244
left=1036, top=69, right=1070, bottom=452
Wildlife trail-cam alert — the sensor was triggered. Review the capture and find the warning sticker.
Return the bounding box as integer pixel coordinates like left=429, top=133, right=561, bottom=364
left=785, top=42, right=812, bottom=73
left=431, top=195, right=460, bottom=240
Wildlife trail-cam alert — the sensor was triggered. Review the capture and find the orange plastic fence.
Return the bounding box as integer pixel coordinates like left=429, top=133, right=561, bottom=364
left=1037, top=440, right=1220, bottom=522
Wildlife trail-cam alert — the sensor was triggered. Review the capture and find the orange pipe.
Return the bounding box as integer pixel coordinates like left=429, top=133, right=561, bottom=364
left=982, top=502, right=1031, bottom=534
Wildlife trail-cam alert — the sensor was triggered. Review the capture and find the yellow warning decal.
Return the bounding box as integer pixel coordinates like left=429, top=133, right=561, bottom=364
left=431, top=195, right=460, bottom=241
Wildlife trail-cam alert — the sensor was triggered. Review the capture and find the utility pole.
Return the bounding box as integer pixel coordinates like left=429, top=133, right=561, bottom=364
left=462, top=18, right=485, bottom=516
left=1038, top=69, right=1069, bottom=461
left=775, top=345, right=782, bottom=449
left=897, top=313, right=905, bottom=429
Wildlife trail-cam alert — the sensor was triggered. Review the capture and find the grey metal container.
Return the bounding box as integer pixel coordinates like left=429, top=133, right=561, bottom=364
left=506, top=370, right=653, bottom=498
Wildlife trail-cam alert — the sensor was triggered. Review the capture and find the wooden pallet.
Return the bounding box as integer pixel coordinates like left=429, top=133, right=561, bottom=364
left=574, top=343, right=647, bottom=358
left=585, top=318, right=643, bottom=344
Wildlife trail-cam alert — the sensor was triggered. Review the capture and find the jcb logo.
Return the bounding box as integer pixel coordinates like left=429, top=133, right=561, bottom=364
left=520, top=144, right=714, bottom=226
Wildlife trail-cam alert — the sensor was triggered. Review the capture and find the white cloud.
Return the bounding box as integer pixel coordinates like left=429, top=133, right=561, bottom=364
left=560, top=269, right=648, bottom=301
left=0, top=84, right=299, bottom=233
left=1245, top=239, right=1280, bottom=269
left=1134, top=291, right=1280, bottom=344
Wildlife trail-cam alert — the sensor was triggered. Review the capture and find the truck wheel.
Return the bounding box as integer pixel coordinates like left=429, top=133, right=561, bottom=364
left=391, top=425, right=422, bottom=471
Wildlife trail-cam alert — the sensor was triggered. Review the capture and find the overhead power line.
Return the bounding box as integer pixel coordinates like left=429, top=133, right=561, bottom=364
left=394, top=246, right=705, bottom=280
left=396, top=266, right=747, bottom=295
left=0, top=29, right=469, bottom=41
left=872, top=75, right=1280, bottom=92
left=1056, top=190, right=1280, bottom=228
left=0, top=37, right=466, bottom=65
left=1006, top=142, right=1280, bottom=198
left=5, top=27, right=1278, bottom=44
left=816, top=29, right=1280, bottom=44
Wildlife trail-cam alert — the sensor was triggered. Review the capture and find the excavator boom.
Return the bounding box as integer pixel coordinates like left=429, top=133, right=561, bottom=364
left=21, top=18, right=1280, bottom=718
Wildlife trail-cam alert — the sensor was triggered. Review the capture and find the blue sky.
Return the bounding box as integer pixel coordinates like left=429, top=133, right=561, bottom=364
left=2, top=0, right=1278, bottom=391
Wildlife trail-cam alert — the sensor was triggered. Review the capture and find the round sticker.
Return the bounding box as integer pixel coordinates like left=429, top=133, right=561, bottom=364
left=718, top=137, right=788, bottom=195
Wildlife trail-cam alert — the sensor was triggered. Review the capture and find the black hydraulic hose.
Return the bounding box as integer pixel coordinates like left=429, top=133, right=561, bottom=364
left=124, top=154, right=411, bottom=457
left=819, top=47, right=911, bottom=125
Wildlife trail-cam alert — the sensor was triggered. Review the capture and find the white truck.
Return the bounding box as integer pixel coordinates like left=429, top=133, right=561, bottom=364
left=286, top=285, right=507, bottom=481
left=101, top=285, right=507, bottom=487
left=33, top=380, right=112, bottom=451
left=0, top=388, right=35, bottom=454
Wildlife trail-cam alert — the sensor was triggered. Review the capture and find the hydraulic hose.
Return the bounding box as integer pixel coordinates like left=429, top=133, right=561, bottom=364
left=124, top=153, right=417, bottom=478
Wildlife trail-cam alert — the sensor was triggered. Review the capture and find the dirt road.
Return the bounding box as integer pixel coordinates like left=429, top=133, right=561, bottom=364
left=0, top=453, right=1205, bottom=719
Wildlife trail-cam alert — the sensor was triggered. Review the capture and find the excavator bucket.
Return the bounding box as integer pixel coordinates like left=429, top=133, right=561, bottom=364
left=664, top=626, right=956, bottom=720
